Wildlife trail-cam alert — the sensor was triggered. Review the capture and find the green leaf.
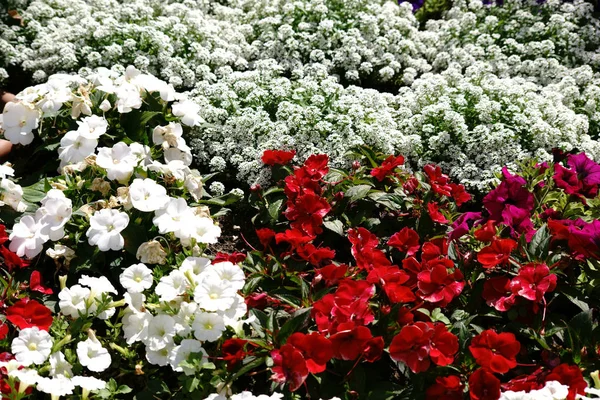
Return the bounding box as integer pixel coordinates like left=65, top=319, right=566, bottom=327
left=345, top=184, right=372, bottom=202
left=231, top=356, right=266, bottom=382
left=324, top=168, right=348, bottom=183
left=21, top=187, right=46, bottom=203
left=268, top=198, right=284, bottom=221
left=276, top=308, right=311, bottom=344
left=527, top=224, right=550, bottom=260
left=323, top=220, right=344, bottom=236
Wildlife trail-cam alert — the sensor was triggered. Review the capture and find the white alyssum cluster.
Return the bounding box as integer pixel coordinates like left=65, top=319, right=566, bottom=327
left=9, top=189, right=72, bottom=258
left=120, top=258, right=251, bottom=375
left=499, top=381, right=569, bottom=400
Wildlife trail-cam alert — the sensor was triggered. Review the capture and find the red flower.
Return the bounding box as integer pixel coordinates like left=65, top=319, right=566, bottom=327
left=0, top=322, right=8, bottom=340
left=221, top=339, right=255, bottom=370
left=0, top=225, right=8, bottom=244
left=0, top=246, right=29, bottom=272
left=302, top=154, right=329, bottom=181
left=368, top=266, right=415, bottom=303
left=469, top=368, right=501, bottom=400
left=509, top=263, right=557, bottom=303
left=544, top=364, right=587, bottom=400
left=426, top=375, right=464, bottom=400
left=256, top=228, right=275, bottom=248
left=245, top=292, right=269, bottom=310
left=370, top=155, right=405, bottom=182
left=389, top=322, right=458, bottom=373
left=482, top=277, right=516, bottom=312
left=417, top=258, right=464, bottom=307
left=329, top=322, right=373, bottom=361
left=6, top=298, right=53, bottom=331
left=469, top=330, right=520, bottom=374
left=348, top=227, right=392, bottom=271
left=474, top=220, right=497, bottom=242
left=450, top=183, right=471, bottom=206
left=284, top=193, right=331, bottom=235
left=424, top=164, right=452, bottom=197
left=314, top=264, right=348, bottom=286
left=261, top=149, right=296, bottom=166
left=427, top=202, right=448, bottom=224
left=288, top=332, right=333, bottom=373
left=213, top=252, right=246, bottom=264
left=477, top=239, right=518, bottom=269
left=388, top=227, right=420, bottom=256
left=271, top=344, right=308, bottom=392
left=363, top=336, right=385, bottom=362
left=275, top=229, right=315, bottom=247
left=295, top=243, right=336, bottom=266
left=30, top=271, right=53, bottom=295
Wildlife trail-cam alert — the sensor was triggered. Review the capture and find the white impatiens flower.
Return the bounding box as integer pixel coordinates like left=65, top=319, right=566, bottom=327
left=172, top=99, right=203, bottom=127
left=169, top=339, right=207, bottom=375
left=146, top=314, right=176, bottom=351
left=96, top=142, right=138, bottom=183
left=129, top=178, right=169, bottom=212
left=153, top=197, right=195, bottom=235
left=164, top=147, right=193, bottom=166
left=152, top=122, right=185, bottom=149
left=49, top=351, right=73, bottom=378
left=11, top=327, right=53, bottom=366
left=37, top=189, right=73, bottom=241
left=499, top=380, right=570, bottom=400
left=58, top=130, right=98, bottom=166
left=1, top=178, right=28, bottom=212
left=184, top=170, right=203, bottom=201
left=192, top=312, right=226, bottom=342
left=99, top=99, right=111, bottom=112
left=9, top=215, right=46, bottom=258
left=86, top=208, right=129, bottom=251
left=0, top=101, right=39, bottom=145
left=76, top=333, right=111, bottom=372
left=36, top=376, right=75, bottom=398
left=120, top=263, right=153, bottom=293
left=193, top=280, right=236, bottom=312
left=58, top=284, right=92, bottom=318
left=77, top=115, right=108, bottom=139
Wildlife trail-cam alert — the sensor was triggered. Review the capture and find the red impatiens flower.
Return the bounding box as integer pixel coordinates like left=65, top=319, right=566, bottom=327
left=271, top=344, right=309, bottom=392
left=302, top=154, right=330, bottom=181
left=30, top=271, right=53, bottom=295
left=348, top=227, right=393, bottom=271
left=0, top=246, right=29, bottom=272
left=0, top=224, right=8, bottom=244
left=213, top=252, right=247, bottom=264
left=367, top=266, right=415, bottom=303
left=474, top=220, right=497, bottom=242
left=482, top=276, right=516, bottom=312
left=6, top=298, right=53, bottom=331
left=261, top=149, right=296, bottom=166
left=544, top=364, right=587, bottom=400
left=363, top=336, right=385, bottom=362
left=421, top=238, right=449, bottom=262
left=256, top=228, right=276, bottom=248
left=477, top=238, right=518, bottom=269
left=0, top=322, right=8, bottom=340
left=389, top=321, right=458, bottom=373
left=450, top=183, right=471, bottom=206
left=314, top=264, right=348, bottom=287
left=427, top=202, right=448, bottom=224
left=221, top=339, right=256, bottom=370
left=469, top=329, right=520, bottom=374
left=416, top=258, right=464, bottom=307
left=388, top=227, right=420, bottom=256
left=426, top=375, right=464, bottom=400
left=509, top=263, right=557, bottom=303
left=329, top=322, right=373, bottom=361
left=469, top=368, right=501, bottom=400
left=288, top=332, right=333, bottom=373
left=284, top=192, right=331, bottom=235
left=275, top=228, right=315, bottom=247
left=295, top=243, right=336, bottom=266
left=370, top=155, right=405, bottom=182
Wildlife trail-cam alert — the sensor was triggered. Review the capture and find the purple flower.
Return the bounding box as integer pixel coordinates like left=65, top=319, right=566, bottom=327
left=483, top=167, right=534, bottom=221
left=400, top=0, right=426, bottom=11
left=502, top=205, right=535, bottom=242
left=553, top=153, right=600, bottom=199
left=449, top=212, right=483, bottom=241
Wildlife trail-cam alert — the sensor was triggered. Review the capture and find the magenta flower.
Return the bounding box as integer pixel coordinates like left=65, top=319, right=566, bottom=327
left=483, top=167, right=534, bottom=222
left=553, top=153, right=600, bottom=198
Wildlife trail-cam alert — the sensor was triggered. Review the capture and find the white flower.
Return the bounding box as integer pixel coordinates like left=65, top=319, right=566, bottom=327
left=0, top=101, right=39, bottom=145
left=123, top=311, right=151, bottom=344
left=120, top=263, right=153, bottom=293
left=153, top=122, right=185, bottom=149
left=1, top=179, right=28, bottom=212
left=146, top=346, right=172, bottom=367
left=114, top=82, right=142, bottom=113
left=136, top=240, right=167, bottom=264
left=59, top=284, right=92, bottom=318
left=184, top=170, right=203, bottom=201
left=164, top=147, right=193, bottom=166
left=86, top=208, right=129, bottom=252
left=36, top=376, right=75, bottom=398
left=36, top=189, right=72, bottom=241
left=99, top=99, right=112, bottom=112
left=146, top=314, right=176, bottom=351
left=206, top=262, right=245, bottom=291
left=155, top=270, right=188, bottom=302
left=58, top=130, right=98, bottom=166
left=77, top=115, right=108, bottom=139
left=129, top=178, right=169, bottom=212
left=11, top=327, right=53, bottom=366
left=79, top=275, right=118, bottom=295
left=8, top=368, right=39, bottom=393
left=49, top=351, right=73, bottom=378
left=153, top=197, right=195, bottom=235
left=193, top=280, right=236, bottom=312
left=72, top=376, right=107, bottom=396
left=0, top=162, right=14, bottom=179
left=76, top=334, right=111, bottom=372
left=124, top=291, right=146, bottom=314
left=173, top=301, right=198, bottom=336
left=192, top=312, right=226, bottom=342
left=172, top=99, right=203, bottom=127
left=169, top=339, right=207, bottom=375
left=9, top=215, right=46, bottom=258
left=179, top=216, right=221, bottom=245
left=96, top=142, right=138, bottom=183
left=46, top=244, right=76, bottom=266
left=180, top=257, right=211, bottom=277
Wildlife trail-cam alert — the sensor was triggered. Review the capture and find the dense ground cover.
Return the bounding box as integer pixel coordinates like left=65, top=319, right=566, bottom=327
left=0, top=0, right=599, bottom=399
